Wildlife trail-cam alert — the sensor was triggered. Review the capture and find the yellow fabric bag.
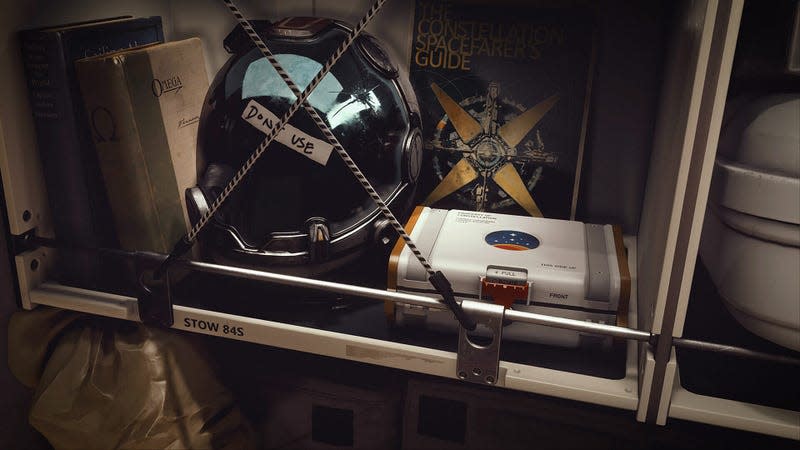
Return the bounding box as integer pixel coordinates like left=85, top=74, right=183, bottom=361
left=8, top=306, right=254, bottom=450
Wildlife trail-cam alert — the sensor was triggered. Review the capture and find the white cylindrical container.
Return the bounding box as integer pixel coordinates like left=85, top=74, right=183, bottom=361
left=700, top=94, right=800, bottom=351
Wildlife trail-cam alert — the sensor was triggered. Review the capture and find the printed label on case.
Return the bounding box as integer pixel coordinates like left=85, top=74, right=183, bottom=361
left=242, top=99, right=333, bottom=165
left=454, top=210, right=497, bottom=225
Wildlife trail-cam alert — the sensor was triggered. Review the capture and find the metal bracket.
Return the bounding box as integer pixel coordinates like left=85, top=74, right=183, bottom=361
left=456, top=300, right=505, bottom=385
left=136, top=252, right=174, bottom=327
left=11, top=228, right=40, bottom=255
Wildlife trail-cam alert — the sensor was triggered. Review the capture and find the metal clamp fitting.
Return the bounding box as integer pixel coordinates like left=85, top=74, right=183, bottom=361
left=306, top=217, right=331, bottom=263
left=457, top=300, right=505, bottom=385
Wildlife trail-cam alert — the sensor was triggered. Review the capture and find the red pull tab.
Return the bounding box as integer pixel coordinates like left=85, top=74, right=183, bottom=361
left=481, top=278, right=529, bottom=308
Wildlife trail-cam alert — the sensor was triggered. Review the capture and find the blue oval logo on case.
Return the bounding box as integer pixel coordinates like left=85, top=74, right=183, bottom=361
left=485, top=230, right=539, bottom=251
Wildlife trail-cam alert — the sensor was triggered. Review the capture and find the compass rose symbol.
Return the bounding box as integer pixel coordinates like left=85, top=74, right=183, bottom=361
left=423, top=81, right=559, bottom=217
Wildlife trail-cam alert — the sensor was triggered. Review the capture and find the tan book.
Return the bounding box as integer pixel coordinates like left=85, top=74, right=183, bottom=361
left=76, top=38, right=208, bottom=253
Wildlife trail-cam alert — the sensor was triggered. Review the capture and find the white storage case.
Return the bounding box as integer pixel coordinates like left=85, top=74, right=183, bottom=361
left=388, top=207, right=630, bottom=347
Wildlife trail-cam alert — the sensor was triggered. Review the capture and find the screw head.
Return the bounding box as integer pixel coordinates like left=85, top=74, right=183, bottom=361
left=458, top=371, right=467, bottom=379
left=485, top=375, right=495, bottom=384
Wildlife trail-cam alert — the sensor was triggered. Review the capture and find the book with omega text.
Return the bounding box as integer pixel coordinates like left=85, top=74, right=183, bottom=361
left=76, top=38, right=209, bottom=253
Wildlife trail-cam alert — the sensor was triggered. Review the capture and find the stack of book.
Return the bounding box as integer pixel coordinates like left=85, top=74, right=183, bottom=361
left=19, top=16, right=208, bottom=290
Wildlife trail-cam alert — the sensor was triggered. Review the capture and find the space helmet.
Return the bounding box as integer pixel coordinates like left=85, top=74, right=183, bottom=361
left=186, top=17, right=423, bottom=276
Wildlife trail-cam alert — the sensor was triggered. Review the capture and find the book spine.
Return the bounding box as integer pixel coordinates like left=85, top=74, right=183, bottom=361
left=19, top=30, right=98, bottom=287
left=77, top=56, right=168, bottom=253
left=124, top=40, right=207, bottom=252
